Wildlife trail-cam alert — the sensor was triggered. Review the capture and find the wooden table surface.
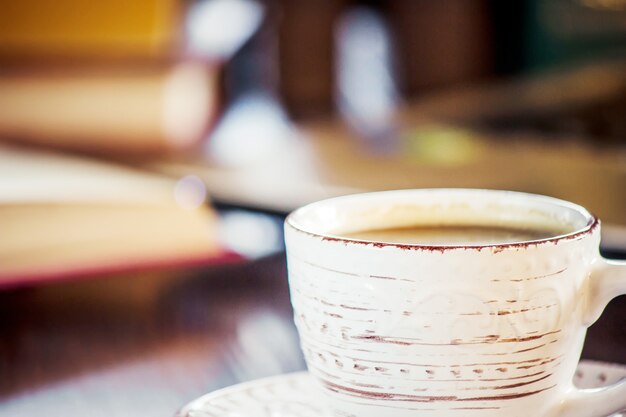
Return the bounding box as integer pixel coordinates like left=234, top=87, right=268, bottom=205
left=0, top=252, right=624, bottom=417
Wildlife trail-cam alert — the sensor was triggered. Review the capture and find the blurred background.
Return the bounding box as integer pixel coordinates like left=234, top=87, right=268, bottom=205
left=0, top=0, right=625, bottom=416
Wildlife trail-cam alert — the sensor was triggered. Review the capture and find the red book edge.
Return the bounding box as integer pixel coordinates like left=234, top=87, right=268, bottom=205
left=0, top=249, right=244, bottom=290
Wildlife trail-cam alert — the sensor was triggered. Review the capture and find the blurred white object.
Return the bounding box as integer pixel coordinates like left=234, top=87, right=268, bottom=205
left=0, top=145, right=176, bottom=204
left=187, top=0, right=264, bottom=59
left=174, top=175, right=207, bottom=210
left=217, top=210, right=282, bottom=258
left=335, top=7, right=399, bottom=143
left=208, top=91, right=294, bottom=167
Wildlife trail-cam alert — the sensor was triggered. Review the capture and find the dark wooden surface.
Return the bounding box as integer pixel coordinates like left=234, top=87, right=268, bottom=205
left=0, top=254, right=302, bottom=417
left=0, top=252, right=624, bottom=417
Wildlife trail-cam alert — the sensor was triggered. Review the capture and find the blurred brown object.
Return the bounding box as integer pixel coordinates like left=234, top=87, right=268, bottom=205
left=278, top=0, right=346, bottom=118
left=0, top=63, right=219, bottom=154
left=0, top=0, right=180, bottom=60
left=0, top=254, right=295, bottom=416
left=396, top=61, right=626, bottom=146
left=277, top=0, right=494, bottom=118
left=388, top=0, right=493, bottom=95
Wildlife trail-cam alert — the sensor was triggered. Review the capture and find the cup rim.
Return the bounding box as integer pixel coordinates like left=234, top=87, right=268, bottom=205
left=285, top=188, right=599, bottom=251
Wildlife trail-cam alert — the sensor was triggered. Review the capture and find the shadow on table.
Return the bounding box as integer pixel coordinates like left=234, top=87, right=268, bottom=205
left=0, top=253, right=305, bottom=401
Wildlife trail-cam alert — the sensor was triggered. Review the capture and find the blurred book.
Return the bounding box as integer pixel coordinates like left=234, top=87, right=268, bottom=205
left=0, top=0, right=179, bottom=59
left=0, top=62, right=220, bottom=154
left=0, top=145, right=232, bottom=288
left=0, top=0, right=267, bottom=155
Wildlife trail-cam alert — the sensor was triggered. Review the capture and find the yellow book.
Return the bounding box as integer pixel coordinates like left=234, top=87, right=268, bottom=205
left=0, top=0, right=179, bottom=58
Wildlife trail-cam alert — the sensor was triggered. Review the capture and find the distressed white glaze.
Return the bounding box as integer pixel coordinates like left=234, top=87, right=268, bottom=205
left=176, top=361, right=626, bottom=417
left=285, top=189, right=626, bottom=417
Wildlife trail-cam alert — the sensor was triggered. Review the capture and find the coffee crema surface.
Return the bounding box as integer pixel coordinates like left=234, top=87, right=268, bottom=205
left=341, top=225, right=565, bottom=245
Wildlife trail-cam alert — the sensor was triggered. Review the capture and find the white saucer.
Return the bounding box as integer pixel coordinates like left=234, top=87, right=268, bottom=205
left=177, top=360, right=626, bottom=417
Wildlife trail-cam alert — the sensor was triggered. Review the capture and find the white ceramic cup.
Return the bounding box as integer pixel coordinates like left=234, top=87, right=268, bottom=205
left=285, top=189, right=626, bottom=417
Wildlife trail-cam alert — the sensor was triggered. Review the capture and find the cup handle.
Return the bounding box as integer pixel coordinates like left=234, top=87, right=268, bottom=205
left=560, top=258, right=626, bottom=417
left=584, top=258, right=626, bottom=326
